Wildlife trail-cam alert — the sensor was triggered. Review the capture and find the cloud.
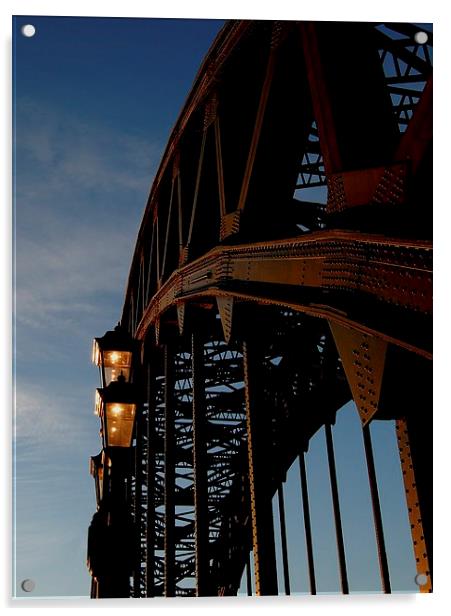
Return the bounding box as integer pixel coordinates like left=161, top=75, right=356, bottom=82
left=15, top=97, right=162, bottom=196
left=13, top=381, right=98, bottom=447
left=13, top=96, right=163, bottom=336
left=15, top=225, right=134, bottom=332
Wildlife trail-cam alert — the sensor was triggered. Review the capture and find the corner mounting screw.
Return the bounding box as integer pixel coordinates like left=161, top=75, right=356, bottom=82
left=21, top=579, right=35, bottom=592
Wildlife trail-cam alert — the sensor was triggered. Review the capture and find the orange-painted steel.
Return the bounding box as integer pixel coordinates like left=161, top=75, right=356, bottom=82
left=243, top=338, right=278, bottom=595
left=131, top=230, right=431, bottom=359
left=396, top=419, right=432, bottom=593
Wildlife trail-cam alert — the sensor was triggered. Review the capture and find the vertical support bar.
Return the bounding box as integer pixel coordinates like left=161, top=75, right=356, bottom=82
left=243, top=339, right=278, bottom=596
left=298, top=452, right=317, bottom=594
left=277, top=484, right=291, bottom=595
left=396, top=418, right=432, bottom=592
left=246, top=551, right=252, bottom=596
left=192, top=333, right=210, bottom=596
left=145, top=350, right=156, bottom=597
left=362, top=423, right=391, bottom=593
left=164, top=344, right=176, bottom=597
left=324, top=423, right=349, bottom=594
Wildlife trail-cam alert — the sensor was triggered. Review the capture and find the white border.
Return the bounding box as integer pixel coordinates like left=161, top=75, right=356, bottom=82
left=2, top=1, right=449, bottom=614
left=1, top=0, right=443, bottom=21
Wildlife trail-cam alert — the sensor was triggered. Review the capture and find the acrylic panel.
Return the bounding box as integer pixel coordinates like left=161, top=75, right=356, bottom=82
left=12, top=15, right=433, bottom=599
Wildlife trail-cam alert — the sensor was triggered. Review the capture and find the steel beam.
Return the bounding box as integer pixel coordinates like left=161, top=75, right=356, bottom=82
left=396, top=417, right=432, bottom=592
left=298, top=452, right=317, bottom=594
left=164, top=344, right=176, bottom=597
left=133, top=231, right=432, bottom=359
left=243, top=338, right=278, bottom=596
left=246, top=551, right=252, bottom=596
left=161, top=176, right=175, bottom=280
left=145, top=347, right=156, bottom=597
left=362, top=423, right=391, bottom=593
left=192, top=333, right=211, bottom=596
left=324, top=423, right=349, bottom=594
left=236, top=35, right=276, bottom=213
left=187, top=128, right=208, bottom=247
left=277, top=484, right=291, bottom=595
left=214, top=116, right=226, bottom=218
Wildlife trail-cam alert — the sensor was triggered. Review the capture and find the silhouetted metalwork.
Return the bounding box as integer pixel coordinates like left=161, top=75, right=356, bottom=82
left=88, top=19, right=432, bottom=597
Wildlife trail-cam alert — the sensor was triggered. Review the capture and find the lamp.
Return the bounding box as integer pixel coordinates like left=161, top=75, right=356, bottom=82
left=96, top=376, right=138, bottom=448
left=92, top=325, right=136, bottom=386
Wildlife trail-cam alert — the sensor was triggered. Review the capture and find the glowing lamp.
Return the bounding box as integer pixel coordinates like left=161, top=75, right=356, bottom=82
left=92, top=325, right=136, bottom=386
left=96, top=377, right=138, bottom=448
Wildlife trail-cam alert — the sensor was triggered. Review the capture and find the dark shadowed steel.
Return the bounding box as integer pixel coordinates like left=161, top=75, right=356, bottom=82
left=362, top=423, right=391, bottom=593
left=88, top=19, right=432, bottom=598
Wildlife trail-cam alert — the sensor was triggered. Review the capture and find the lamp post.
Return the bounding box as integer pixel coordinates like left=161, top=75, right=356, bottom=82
left=87, top=325, right=139, bottom=599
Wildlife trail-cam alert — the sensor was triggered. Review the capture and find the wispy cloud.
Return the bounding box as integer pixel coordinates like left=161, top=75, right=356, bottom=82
left=14, top=382, right=98, bottom=447
left=15, top=97, right=161, bottom=196
left=14, top=97, right=162, bottom=336
left=15, top=226, right=134, bottom=332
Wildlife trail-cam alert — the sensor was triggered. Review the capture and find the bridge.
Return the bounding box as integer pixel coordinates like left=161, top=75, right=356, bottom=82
left=86, top=19, right=432, bottom=597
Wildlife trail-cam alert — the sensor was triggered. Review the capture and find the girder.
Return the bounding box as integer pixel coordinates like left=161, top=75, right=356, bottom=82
left=133, top=231, right=431, bottom=358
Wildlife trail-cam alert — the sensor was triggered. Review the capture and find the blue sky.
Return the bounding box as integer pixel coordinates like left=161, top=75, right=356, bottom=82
left=13, top=15, right=225, bottom=598
left=13, top=15, right=418, bottom=599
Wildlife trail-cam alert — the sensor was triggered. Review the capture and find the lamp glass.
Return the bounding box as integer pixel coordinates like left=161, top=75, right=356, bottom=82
left=105, top=402, right=136, bottom=447
left=103, top=350, right=132, bottom=385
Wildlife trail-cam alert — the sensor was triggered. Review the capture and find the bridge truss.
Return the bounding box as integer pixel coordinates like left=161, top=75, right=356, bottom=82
left=119, top=20, right=432, bottom=596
